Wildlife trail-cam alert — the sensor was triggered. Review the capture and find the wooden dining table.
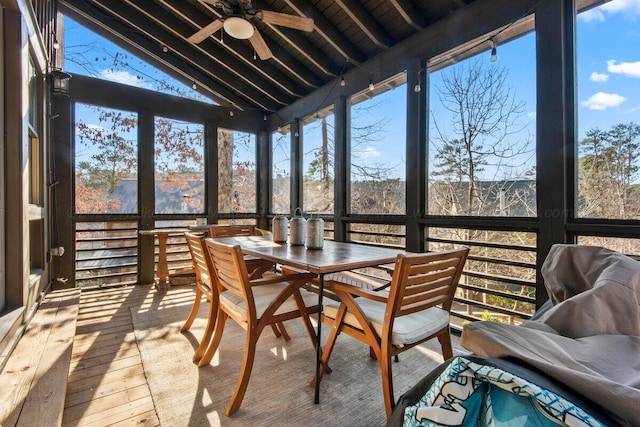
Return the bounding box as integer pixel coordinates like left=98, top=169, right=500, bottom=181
left=209, top=235, right=403, bottom=404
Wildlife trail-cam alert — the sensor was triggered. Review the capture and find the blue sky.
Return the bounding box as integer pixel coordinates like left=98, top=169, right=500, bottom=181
left=63, top=17, right=212, bottom=104
left=64, top=0, right=640, bottom=181
left=576, top=0, right=640, bottom=134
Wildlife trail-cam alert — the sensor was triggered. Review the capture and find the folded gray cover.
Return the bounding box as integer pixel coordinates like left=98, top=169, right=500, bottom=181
left=461, top=244, right=640, bottom=426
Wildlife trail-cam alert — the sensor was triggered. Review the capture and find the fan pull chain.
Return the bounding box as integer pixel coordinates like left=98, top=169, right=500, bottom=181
left=253, top=49, right=256, bottom=60
left=221, top=30, right=224, bottom=45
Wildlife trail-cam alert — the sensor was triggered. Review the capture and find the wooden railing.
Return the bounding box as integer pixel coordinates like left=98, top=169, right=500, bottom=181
left=74, top=219, right=537, bottom=327
left=75, top=221, right=192, bottom=288
left=346, top=222, right=537, bottom=327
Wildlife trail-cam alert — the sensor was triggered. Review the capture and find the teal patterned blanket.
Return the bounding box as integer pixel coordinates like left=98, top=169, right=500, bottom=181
left=403, top=356, right=605, bottom=427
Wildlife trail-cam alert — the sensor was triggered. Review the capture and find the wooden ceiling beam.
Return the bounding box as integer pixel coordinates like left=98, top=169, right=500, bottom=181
left=273, top=0, right=542, bottom=127
left=104, top=0, right=290, bottom=109
left=282, top=0, right=366, bottom=65
left=388, top=0, right=429, bottom=31
left=334, top=0, right=394, bottom=49
left=59, top=0, right=258, bottom=110
left=265, top=24, right=341, bottom=78
left=253, top=0, right=341, bottom=78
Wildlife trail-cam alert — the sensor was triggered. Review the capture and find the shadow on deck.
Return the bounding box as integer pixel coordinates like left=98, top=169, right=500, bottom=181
left=2, top=285, right=464, bottom=427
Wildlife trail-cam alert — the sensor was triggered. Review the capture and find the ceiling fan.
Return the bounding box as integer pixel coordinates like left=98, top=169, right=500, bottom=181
left=188, top=0, right=314, bottom=60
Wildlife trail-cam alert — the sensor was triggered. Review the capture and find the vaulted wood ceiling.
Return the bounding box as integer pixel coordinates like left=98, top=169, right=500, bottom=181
left=58, top=0, right=478, bottom=114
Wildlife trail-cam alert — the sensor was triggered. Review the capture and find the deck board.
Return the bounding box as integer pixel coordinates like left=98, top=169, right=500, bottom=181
left=7, top=283, right=461, bottom=426
left=0, top=289, right=81, bottom=427
left=62, top=285, right=160, bottom=427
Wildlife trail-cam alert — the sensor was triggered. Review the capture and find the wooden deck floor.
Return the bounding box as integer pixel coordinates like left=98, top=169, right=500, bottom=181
left=62, top=285, right=160, bottom=427
left=47, top=284, right=463, bottom=426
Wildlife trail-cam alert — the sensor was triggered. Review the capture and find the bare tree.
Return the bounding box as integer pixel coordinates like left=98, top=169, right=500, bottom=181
left=429, top=58, right=535, bottom=321
left=430, top=58, right=533, bottom=216
left=303, top=100, right=400, bottom=216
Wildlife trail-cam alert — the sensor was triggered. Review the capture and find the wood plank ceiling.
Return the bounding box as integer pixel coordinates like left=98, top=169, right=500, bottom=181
left=58, top=0, right=477, bottom=114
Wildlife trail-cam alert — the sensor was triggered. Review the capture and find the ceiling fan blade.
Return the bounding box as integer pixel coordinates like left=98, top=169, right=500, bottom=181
left=257, top=10, right=314, bottom=32
left=249, top=31, right=272, bottom=60
left=187, top=19, right=224, bottom=44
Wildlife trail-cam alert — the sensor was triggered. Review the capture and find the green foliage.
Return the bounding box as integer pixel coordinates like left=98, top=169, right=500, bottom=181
left=578, top=122, right=640, bottom=219
left=481, top=310, right=504, bottom=323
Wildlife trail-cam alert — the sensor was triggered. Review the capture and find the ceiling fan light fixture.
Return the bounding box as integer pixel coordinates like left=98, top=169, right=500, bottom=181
left=223, top=16, right=254, bottom=39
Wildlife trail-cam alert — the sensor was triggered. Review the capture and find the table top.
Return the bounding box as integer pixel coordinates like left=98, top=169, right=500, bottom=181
left=208, top=236, right=403, bottom=275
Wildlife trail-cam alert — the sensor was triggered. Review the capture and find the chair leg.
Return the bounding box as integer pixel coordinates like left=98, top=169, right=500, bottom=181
left=193, top=296, right=218, bottom=362
left=379, top=351, right=395, bottom=417
left=276, top=322, right=291, bottom=341
left=199, top=311, right=227, bottom=367
left=180, top=287, right=203, bottom=332
left=270, top=323, right=282, bottom=338
left=225, top=328, right=259, bottom=416
left=437, top=329, right=454, bottom=360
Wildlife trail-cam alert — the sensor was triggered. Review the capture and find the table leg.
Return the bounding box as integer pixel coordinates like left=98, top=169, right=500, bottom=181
left=314, top=273, right=324, bottom=404
left=156, top=234, right=170, bottom=290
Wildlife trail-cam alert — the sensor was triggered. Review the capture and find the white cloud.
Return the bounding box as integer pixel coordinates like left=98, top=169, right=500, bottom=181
left=581, top=92, right=626, bottom=110
left=590, top=72, right=609, bottom=82
left=97, top=70, right=153, bottom=89
left=600, top=0, right=640, bottom=15
left=358, top=146, right=380, bottom=158
left=579, top=0, right=640, bottom=21
left=579, top=9, right=605, bottom=22
left=607, top=60, right=640, bottom=78
left=527, top=112, right=536, bottom=120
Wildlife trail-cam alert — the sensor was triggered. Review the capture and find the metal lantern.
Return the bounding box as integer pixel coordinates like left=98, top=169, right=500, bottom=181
left=289, top=208, right=306, bottom=246
left=272, top=214, right=289, bottom=243
left=305, top=213, right=324, bottom=250
left=51, top=69, right=71, bottom=96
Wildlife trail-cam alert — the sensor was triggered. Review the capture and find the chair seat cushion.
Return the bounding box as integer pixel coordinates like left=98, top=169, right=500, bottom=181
left=323, top=298, right=450, bottom=347
left=220, top=282, right=317, bottom=321
left=324, top=271, right=390, bottom=291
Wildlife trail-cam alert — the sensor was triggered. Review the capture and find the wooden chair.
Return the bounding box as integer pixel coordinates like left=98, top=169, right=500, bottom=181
left=207, top=225, right=276, bottom=277
left=207, top=224, right=287, bottom=339
left=200, top=239, right=319, bottom=416
left=182, top=231, right=285, bottom=362
left=181, top=232, right=218, bottom=363
left=318, top=247, right=469, bottom=416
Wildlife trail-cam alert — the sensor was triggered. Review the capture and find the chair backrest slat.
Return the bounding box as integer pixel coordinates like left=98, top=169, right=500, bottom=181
left=208, top=224, right=257, bottom=238
left=386, top=247, right=469, bottom=327
left=184, top=232, right=211, bottom=290
left=405, top=268, right=456, bottom=289
left=204, top=239, right=250, bottom=299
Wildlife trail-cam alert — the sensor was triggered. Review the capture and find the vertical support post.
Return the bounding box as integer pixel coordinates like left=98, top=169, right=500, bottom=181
left=333, top=96, right=349, bottom=242
left=137, top=110, right=155, bottom=285
left=406, top=58, right=427, bottom=253
left=535, top=0, right=576, bottom=308
left=290, top=119, right=302, bottom=214
left=205, top=122, right=219, bottom=223
left=256, top=130, right=271, bottom=230
left=52, top=81, right=74, bottom=289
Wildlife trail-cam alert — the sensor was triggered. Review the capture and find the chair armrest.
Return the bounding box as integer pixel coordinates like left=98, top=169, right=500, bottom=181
left=249, top=272, right=317, bottom=287
left=255, top=228, right=272, bottom=236
left=324, top=280, right=388, bottom=303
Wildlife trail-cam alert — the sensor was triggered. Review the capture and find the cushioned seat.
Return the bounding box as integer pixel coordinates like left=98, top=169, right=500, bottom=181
left=220, top=285, right=318, bottom=321
left=200, top=238, right=320, bottom=416
left=318, top=247, right=469, bottom=417
left=323, top=299, right=449, bottom=347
